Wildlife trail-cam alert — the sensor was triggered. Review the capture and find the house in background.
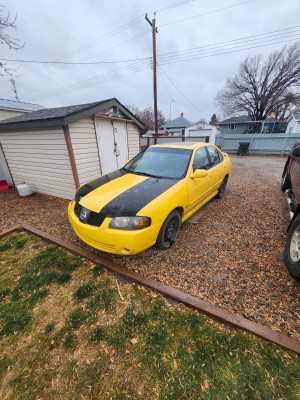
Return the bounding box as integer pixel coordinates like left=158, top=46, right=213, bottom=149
left=217, top=115, right=250, bottom=135
left=0, top=98, right=45, bottom=121
left=143, top=113, right=192, bottom=137
left=159, top=113, right=192, bottom=136
left=218, top=115, right=286, bottom=134
left=185, top=120, right=220, bottom=144
left=286, top=112, right=300, bottom=134
left=0, top=98, right=144, bottom=199
left=142, top=113, right=218, bottom=144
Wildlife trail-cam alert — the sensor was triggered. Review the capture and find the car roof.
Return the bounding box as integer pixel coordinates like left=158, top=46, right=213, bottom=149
left=151, top=142, right=211, bottom=150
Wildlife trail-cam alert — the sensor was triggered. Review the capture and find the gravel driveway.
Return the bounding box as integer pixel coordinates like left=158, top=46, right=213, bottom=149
left=1, top=155, right=299, bottom=340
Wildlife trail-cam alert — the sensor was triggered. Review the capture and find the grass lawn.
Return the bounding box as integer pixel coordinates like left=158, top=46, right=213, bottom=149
left=0, top=231, right=299, bottom=400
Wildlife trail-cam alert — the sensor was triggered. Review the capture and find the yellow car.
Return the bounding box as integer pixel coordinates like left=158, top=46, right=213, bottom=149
left=68, top=142, right=231, bottom=255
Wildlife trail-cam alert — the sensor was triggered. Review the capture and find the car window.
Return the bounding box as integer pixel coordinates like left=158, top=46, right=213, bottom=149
left=124, top=147, right=192, bottom=179
left=207, top=146, right=223, bottom=167
left=192, top=147, right=210, bottom=171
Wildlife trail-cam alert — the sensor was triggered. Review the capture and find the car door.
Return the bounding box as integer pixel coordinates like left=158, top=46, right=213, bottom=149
left=289, top=143, right=300, bottom=204
left=206, top=145, right=226, bottom=191
left=187, top=146, right=212, bottom=212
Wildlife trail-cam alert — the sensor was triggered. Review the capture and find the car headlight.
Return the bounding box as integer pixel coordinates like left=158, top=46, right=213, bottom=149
left=109, top=216, right=151, bottom=230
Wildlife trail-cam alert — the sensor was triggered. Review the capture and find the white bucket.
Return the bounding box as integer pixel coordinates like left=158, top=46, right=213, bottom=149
left=16, top=182, right=33, bottom=197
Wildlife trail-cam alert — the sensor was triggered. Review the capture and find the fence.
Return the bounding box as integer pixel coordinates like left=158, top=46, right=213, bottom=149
left=215, top=132, right=300, bottom=155
left=140, top=135, right=209, bottom=148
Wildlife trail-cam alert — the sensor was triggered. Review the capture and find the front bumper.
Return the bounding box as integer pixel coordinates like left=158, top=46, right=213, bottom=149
left=68, top=201, right=159, bottom=255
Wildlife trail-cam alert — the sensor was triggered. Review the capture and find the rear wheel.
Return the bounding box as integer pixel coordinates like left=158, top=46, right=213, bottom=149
left=284, top=214, right=300, bottom=279
left=281, top=163, right=291, bottom=191
left=156, top=210, right=181, bottom=250
left=216, top=176, right=228, bottom=199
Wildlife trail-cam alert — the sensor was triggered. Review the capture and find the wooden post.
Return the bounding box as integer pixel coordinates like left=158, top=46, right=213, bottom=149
left=63, top=125, right=80, bottom=189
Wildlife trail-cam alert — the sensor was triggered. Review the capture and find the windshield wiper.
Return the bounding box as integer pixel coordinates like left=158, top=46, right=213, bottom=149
left=124, top=169, right=163, bottom=179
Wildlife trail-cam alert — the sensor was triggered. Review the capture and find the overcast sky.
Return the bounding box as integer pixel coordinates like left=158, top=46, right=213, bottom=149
left=1, top=0, right=300, bottom=122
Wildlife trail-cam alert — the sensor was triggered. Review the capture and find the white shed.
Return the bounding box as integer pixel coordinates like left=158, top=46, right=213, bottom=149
left=286, top=112, right=300, bottom=134
left=185, top=121, right=220, bottom=144
left=0, top=98, right=144, bottom=199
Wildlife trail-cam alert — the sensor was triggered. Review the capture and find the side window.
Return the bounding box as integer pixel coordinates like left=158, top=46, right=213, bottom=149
left=192, top=147, right=210, bottom=171
left=207, top=146, right=223, bottom=167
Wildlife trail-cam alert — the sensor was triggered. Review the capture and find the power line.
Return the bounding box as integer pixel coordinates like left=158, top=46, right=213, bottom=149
left=157, top=65, right=180, bottom=117
left=25, top=60, right=151, bottom=101
left=44, top=0, right=202, bottom=64
left=158, top=65, right=210, bottom=117
left=23, top=27, right=300, bottom=102
left=9, top=26, right=300, bottom=66
left=158, top=35, right=300, bottom=65
left=26, top=0, right=254, bottom=67
left=22, top=30, right=151, bottom=89
left=155, top=0, right=199, bottom=13
left=5, top=56, right=151, bottom=65
left=157, top=26, right=300, bottom=59
left=158, top=0, right=255, bottom=28
left=158, top=65, right=175, bottom=102
left=53, top=15, right=145, bottom=62
left=78, top=30, right=149, bottom=63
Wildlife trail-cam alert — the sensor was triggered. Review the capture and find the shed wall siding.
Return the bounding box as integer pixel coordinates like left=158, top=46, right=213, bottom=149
left=68, top=117, right=101, bottom=186
left=127, top=122, right=140, bottom=159
left=0, top=128, right=76, bottom=199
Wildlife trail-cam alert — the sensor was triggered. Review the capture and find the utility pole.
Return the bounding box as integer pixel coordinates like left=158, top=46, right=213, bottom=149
left=145, top=13, right=158, bottom=144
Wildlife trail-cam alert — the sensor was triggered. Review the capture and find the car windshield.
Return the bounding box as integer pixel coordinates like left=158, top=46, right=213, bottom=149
left=124, top=147, right=192, bottom=179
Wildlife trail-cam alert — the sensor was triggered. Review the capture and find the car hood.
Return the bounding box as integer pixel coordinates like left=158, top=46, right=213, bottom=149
left=77, top=169, right=179, bottom=217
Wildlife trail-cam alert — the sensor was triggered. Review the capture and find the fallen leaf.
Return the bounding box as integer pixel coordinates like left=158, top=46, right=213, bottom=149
left=201, top=378, right=209, bottom=392
left=130, top=338, right=138, bottom=344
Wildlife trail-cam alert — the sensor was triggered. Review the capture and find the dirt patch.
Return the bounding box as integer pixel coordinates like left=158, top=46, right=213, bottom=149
left=0, top=155, right=299, bottom=340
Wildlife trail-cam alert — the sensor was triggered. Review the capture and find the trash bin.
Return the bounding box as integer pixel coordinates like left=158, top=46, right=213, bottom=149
left=237, top=142, right=250, bottom=156
left=16, top=182, right=33, bottom=197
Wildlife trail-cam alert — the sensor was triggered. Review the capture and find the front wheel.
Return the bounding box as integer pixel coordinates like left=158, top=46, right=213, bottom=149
left=284, top=214, right=300, bottom=278
left=156, top=210, right=181, bottom=250
left=216, top=176, right=228, bottom=199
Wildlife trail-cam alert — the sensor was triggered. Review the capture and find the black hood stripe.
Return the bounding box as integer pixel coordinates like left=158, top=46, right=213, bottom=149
left=100, top=177, right=179, bottom=217
left=75, top=169, right=128, bottom=202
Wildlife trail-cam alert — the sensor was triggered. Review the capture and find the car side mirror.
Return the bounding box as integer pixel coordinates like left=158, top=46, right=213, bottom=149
left=292, top=145, right=300, bottom=157
left=222, top=152, right=228, bottom=157
left=124, top=160, right=130, bottom=165
left=190, top=169, right=208, bottom=179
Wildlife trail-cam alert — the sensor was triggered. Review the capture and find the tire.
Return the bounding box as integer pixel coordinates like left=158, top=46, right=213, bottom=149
left=281, top=163, right=291, bottom=191
left=216, top=176, right=228, bottom=199
left=156, top=210, right=181, bottom=250
left=284, top=214, right=300, bottom=279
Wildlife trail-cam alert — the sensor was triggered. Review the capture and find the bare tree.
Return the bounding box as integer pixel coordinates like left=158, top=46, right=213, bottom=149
left=126, top=104, right=167, bottom=134
left=0, top=5, right=23, bottom=76
left=216, top=43, right=300, bottom=121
